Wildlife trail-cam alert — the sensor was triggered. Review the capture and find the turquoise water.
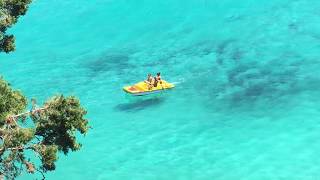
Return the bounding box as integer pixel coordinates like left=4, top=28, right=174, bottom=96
left=1, top=0, right=320, bottom=179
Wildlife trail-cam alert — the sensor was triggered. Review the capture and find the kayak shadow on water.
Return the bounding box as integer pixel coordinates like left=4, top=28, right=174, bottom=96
left=114, top=96, right=165, bottom=112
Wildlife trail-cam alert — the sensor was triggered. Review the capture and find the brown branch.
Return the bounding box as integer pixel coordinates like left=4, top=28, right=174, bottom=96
left=4, top=107, right=47, bottom=126
left=24, top=161, right=35, bottom=174
left=10, top=107, right=47, bottom=119
left=0, top=144, right=37, bottom=153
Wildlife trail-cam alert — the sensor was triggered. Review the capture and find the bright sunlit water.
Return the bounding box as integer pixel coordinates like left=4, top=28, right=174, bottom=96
left=1, top=0, right=320, bottom=179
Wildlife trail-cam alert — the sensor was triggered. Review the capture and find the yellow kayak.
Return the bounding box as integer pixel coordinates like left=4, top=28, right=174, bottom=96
left=123, top=80, right=175, bottom=96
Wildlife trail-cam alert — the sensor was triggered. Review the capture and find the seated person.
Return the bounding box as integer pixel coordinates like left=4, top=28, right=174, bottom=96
left=156, top=72, right=162, bottom=84
left=144, top=74, right=153, bottom=90
left=153, top=76, right=158, bottom=87
left=153, top=72, right=163, bottom=87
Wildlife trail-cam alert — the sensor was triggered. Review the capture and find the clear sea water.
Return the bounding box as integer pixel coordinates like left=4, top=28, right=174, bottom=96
left=1, top=0, right=320, bottom=179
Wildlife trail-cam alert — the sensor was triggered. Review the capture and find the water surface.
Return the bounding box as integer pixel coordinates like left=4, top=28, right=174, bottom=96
left=1, top=0, right=320, bottom=179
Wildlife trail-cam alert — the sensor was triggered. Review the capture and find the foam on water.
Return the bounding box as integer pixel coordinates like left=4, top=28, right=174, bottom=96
left=1, top=0, right=320, bottom=179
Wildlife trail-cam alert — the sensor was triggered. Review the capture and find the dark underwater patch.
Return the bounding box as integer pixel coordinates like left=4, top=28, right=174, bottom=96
left=84, top=51, right=136, bottom=77
left=142, top=40, right=217, bottom=67
left=141, top=39, right=242, bottom=68
left=88, top=54, right=130, bottom=73
left=227, top=60, right=299, bottom=98
left=191, top=40, right=217, bottom=56
left=231, top=48, right=244, bottom=61
left=288, top=22, right=299, bottom=31
left=114, top=97, right=165, bottom=112
left=195, top=54, right=320, bottom=112
left=215, top=39, right=239, bottom=65
left=225, top=14, right=245, bottom=23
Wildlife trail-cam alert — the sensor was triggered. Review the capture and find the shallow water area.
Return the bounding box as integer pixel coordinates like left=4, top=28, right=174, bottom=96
left=1, top=0, right=320, bottom=179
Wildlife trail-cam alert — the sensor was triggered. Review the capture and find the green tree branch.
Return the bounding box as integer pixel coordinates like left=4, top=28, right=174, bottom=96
left=0, top=0, right=90, bottom=179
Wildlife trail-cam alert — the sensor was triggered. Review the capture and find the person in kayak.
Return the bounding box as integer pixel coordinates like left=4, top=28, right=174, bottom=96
left=145, top=73, right=154, bottom=90
left=156, top=72, right=161, bottom=82
left=153, top=72, right=162, bottom=87
left=145, top=74, right=153, bottom=83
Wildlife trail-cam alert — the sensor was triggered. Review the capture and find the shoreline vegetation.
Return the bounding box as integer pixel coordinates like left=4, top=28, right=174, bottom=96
left=0, top=0, right=90, bottom=179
